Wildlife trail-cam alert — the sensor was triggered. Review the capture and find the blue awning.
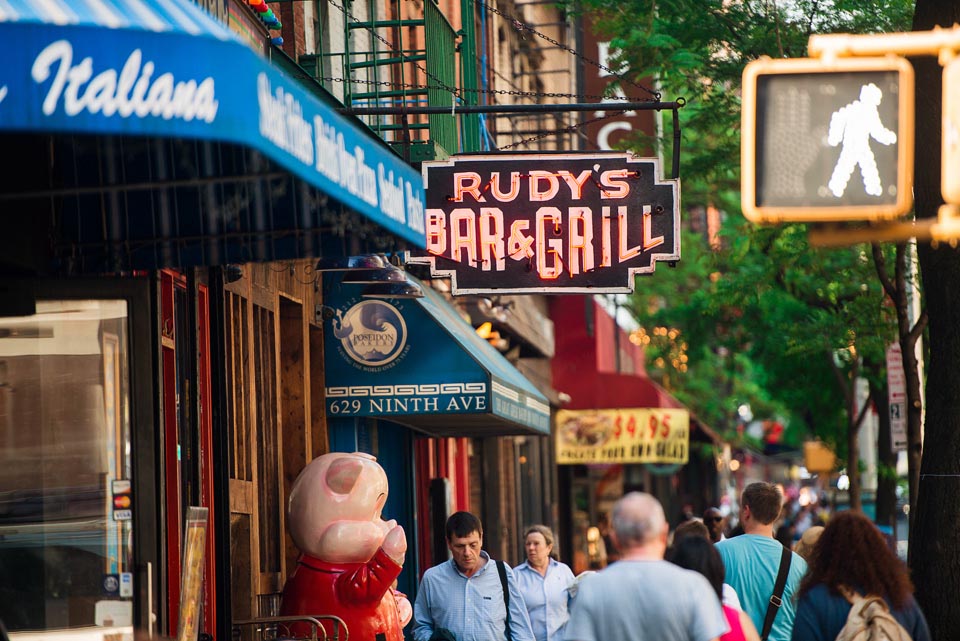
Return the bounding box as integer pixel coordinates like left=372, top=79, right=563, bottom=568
left=0, top=0, right=426, bottom=249
left=322, top=273, right=551, bottom=436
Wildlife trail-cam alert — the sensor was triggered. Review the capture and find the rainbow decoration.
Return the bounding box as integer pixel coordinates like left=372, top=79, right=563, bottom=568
left=248, top=0, right=282, bottom=31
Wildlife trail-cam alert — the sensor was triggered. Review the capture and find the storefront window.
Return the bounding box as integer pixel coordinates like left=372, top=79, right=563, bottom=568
left=570, top=465, right=624, bottom=574
left=0, top=301, right=133, bottom=638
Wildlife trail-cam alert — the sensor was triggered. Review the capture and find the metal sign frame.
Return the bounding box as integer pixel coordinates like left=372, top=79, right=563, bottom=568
left=742, top=56, right=914, bottom=223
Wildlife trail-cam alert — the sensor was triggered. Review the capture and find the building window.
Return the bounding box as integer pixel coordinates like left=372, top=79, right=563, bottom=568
left=0, top=300, right=134, bottom=634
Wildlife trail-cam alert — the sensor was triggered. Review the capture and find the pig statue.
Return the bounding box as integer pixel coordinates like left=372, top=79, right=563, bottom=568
left=279, top=452, right=412, bottom=641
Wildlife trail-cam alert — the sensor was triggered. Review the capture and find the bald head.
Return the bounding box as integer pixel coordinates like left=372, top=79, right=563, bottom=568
left=611, top=492, right=667, bottom=549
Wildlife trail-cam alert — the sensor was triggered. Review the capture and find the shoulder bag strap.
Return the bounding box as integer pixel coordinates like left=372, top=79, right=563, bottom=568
left=760, top=546, right=793, bottom=641
left=496, top=560, right=514, bottom=641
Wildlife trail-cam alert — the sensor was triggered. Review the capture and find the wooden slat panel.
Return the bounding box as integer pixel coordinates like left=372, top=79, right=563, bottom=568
left=252, top=283, right=274, bottom=311
left=258, top=572, right=283, bottom=596
left=224, top=259, right=334, bottom=620
left=309, top=321, right=328, bottom=460
left=227, top=293, right=239, bottom=479
left=230, top=511, right=254, bottom=620
left=279, top=298, right=306, bottom=581
left=246, top=295, right=261, bottom=613
left=240, top=297, right=252, bottom=481
left=254, top=305, right=281, bottom=576
left=230, top=478, right=254, bottom=514
left=228, top=292, right=254, bottom=482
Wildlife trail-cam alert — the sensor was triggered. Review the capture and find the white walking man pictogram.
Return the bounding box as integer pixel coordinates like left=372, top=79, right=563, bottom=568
left=827, top=82, right=896, bottom=197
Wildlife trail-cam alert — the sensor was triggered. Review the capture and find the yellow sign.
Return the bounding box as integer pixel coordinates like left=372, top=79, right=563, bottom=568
left=555, top=408, right=689, bottom=465
left=803, top=440, right=837, bottom=473
left=177, top=507, right=209, bottom=641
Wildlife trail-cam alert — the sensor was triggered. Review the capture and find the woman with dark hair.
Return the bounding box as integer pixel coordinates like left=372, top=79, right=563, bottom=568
left=669, top=520, right=743, bottom=611
left=791, top=511, right=931, bottom=641
left=667, top=536, right=760, bottom=641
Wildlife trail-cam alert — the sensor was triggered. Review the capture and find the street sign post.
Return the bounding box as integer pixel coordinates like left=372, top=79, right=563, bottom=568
left=742, top=56, right=914, bottom=224
left=886, top=343, right=908, bottom=452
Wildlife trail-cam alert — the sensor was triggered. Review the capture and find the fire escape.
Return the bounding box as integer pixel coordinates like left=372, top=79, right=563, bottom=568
left=493, top=0, right=576, bottom=151
left=302, top=0, right=483, bottom=161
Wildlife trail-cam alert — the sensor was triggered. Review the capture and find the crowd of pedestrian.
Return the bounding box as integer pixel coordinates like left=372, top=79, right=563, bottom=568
left=411, top=481, right=930, bottom=641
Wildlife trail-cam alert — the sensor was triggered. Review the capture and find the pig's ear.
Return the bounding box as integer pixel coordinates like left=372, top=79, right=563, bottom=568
left=326, top=457, right=363, bottom=495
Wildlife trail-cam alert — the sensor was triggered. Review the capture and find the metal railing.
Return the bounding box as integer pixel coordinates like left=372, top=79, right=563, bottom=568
left=302, top=0, right=463, bottom=160
left=423, top=0, right=457, bottom=155
left=232, top=614, right=349, bottom=641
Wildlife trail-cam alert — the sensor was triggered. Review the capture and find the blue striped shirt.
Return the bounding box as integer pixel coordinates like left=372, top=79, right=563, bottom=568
left=514, top=559, right=576, bottom=641
left=413, top=551, right=536, bottom=641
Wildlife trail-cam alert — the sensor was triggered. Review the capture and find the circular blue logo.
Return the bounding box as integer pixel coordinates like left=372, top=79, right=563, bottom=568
left=332, top=300, right=407, bottom=367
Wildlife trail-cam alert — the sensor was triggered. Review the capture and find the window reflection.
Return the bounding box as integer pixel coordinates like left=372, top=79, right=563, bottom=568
left=0, top=300, right=133, bottom=635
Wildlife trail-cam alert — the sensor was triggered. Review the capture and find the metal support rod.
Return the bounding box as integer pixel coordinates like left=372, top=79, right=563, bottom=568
left=0, top=172, right=291, bottom=201
left=807, top=205, right=960, bottom=247
left=808, top=220, right=935, bottom=247
left=339, top=100, right=681, bottom=116
left=514, top=69, right=572, bottom=76
left=808, top=25, right=960, bottom=59
left=672, top=108, right=681, bottom=180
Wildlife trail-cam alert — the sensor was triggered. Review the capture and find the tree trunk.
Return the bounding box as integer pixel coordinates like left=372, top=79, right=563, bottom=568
left=831, top=353, right=863, bottom=512
left=911, top=2, right=960, bottom=638
left=871, top=380, right=897, bottom=533
left=901, top=327, right=924, bottom=531
left=870, top=243, right=924, bottom=535
left=846, top=407, right=861, bottom=513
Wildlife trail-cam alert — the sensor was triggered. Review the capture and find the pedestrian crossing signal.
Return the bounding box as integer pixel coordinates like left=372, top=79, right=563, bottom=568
left=741, top=56, right=914, bottom=223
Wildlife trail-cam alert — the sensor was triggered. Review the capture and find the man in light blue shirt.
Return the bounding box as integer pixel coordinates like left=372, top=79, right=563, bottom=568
left=716, top=482, right=807, bottom=641
left=515, top=525, right=576, bottom=641
left=414, top=511, right=536, bottom=641
left=564, top=492, right=728, bottom=641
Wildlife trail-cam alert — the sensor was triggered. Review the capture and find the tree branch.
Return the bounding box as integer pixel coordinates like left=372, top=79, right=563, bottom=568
left=853, top=383, right=874, bottom=431
left=871, top=243, right=898, bottom=301
left=909, top=309, right=929, bottom=346
left=772, top=0, right=784, bottom=57
left=805, top=0, right=821, bottom=42
left=828, top=351, right=853, bottom=409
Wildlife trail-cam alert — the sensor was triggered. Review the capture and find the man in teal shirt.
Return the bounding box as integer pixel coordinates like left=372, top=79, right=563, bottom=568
left=716, top=483, right=807, bottom=641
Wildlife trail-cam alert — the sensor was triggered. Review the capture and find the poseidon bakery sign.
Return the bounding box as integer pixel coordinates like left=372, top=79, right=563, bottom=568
left=407, top=153, right=680, bottom=294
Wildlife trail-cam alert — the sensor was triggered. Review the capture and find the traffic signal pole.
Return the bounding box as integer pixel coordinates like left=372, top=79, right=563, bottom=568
left=808, top=26, right=960, bottom=62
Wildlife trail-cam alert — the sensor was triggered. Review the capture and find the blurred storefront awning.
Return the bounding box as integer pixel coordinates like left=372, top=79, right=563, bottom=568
left=321, top=273, right=551, bottom=436
left=0, top=0, right=426, bottom=273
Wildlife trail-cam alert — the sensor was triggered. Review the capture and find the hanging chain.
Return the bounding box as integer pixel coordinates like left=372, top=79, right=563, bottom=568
left=327, top=0, right=662, bottom=104
left=469, top=0, right=661, bottom=101
left=324, top=0, right=669, bottom=149
left=316, top=75, right=651, bottom=103
left=498, top=113, right=618, bottom=150
left=325, top=0, right=462, bottom=98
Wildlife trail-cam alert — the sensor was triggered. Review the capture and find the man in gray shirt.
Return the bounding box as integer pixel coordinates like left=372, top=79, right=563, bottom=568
left=565, top=492, right=728, bottom=641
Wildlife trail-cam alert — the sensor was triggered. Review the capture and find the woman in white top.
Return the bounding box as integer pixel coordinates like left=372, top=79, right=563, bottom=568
left=514, top=525, right=576, bottom=641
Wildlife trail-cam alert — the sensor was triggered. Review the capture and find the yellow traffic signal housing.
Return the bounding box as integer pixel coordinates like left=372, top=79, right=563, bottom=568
left=742, top=56, right=914, bottom=223
left=943, top=57, right=960, bottom=204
